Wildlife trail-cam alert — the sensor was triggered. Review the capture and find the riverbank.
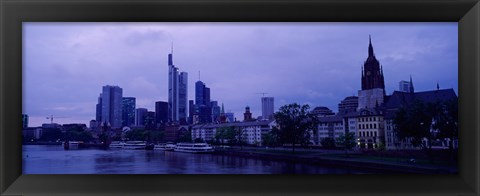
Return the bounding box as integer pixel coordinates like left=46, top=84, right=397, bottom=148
left=213, top=148, right=457, bottom=174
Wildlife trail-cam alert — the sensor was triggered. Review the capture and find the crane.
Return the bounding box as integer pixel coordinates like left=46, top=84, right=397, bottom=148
left=46, top=115, right=69, bottom=124
left=256, top=92, right=268, bottom=97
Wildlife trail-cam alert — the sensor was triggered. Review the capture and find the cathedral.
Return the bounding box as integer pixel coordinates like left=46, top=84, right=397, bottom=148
left=358, top=36, right=386, bottom=110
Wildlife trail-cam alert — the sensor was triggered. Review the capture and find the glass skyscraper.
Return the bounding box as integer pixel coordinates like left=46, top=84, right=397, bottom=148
left=100, top=85, right=123, bottom=128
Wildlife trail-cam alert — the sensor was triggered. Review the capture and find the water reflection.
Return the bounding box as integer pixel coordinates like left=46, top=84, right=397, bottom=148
left=23, top=145, right=371, bottom=174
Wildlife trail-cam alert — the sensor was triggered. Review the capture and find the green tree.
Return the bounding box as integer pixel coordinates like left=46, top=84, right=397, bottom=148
left=274, top=103, right=319, bottom=153
left=320, top=137, right=336, bottom=149
left=336, top=132, right=356, bottom=157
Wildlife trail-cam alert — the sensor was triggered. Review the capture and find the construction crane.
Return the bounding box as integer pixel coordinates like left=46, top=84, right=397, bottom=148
left=256, top=92, right=268, bottom=97
left=46, top=115, right=69, bottom=124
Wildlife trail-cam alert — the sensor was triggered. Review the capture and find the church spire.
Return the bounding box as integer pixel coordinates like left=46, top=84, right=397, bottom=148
left=368, top=35, right=374, bottom=57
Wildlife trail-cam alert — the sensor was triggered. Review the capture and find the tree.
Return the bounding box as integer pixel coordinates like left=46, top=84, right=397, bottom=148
left=320, top=137, right=336, bottom=149
left=261, top=132, right=278, bottom=147
left=274, top=103, right=319, bottom=153
left=336, top=132, right=356, bottom=157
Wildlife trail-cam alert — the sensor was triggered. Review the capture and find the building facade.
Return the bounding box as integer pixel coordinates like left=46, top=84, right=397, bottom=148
left=191, top=120, right=276, bottom=146
left=167, top=48, right=188, bottom=123
left=100, top=85, right=123, bottom=128
left=135, top=108, right=148, bottom=126
left=155, top=101, right=168, bottom=126
left=121, top=97, right=136, bottom=127
left=261, top=97, right=274, bottom=120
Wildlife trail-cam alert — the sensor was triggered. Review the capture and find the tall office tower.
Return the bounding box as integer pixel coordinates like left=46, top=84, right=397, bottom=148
left=96, top=96, right=102, bottom=122
left=195, top=80, right=212, bottom=123
left=188, top=100, right=194, bottom=124
left=122, top=97, right=136, bottom=127
left=399, top=76, right=415, bottom=93
left=22, top=114, right=29, bottom=128
left=261, top=97, right=274, bottom=120
left=135, top=108, right=148, bottom=126
left=178, top=72, right=188, bottom=123
left=100, top=85, right=123, bottom=128
left=211, top=101, right=221, bottom=122
left=399, top=80, right=410, bottom=92
left=168, top=49, right=179, bottom=122
left=358, top=36, right=386, bottom=109
left=155, top=101, right=168, bottom=126
left=145, top=111, right=156, bottom=129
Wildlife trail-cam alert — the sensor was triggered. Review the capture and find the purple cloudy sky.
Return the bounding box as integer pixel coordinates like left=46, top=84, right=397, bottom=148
left=23, top=22, right=458, bottom=127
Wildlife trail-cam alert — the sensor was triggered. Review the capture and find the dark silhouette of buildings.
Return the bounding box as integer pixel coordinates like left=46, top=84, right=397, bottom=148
left=361, top=35, right=385, bottom=91
left=155, top=101, right=168, bottom=126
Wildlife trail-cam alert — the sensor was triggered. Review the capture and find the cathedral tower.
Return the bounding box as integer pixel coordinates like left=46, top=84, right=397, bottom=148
left=361, top=35, right=385, bottom=91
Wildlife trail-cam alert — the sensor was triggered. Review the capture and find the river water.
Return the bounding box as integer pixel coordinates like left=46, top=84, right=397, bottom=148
left=23, top=145, right=372, bottom=174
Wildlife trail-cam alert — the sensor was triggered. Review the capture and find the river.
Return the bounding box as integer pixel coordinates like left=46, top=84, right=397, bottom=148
left=23, top=145, right=373, bottom=174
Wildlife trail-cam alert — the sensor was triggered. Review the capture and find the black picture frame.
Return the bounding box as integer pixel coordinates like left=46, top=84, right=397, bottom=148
left=1, top=0, right=479, bottom=195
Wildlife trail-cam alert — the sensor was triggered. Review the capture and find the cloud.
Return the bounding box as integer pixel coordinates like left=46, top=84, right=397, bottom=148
left=23, top=22, right=458, bottom=126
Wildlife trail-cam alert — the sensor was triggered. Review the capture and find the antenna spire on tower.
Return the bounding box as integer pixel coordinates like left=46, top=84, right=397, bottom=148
left=171, top=42, right=173, bottom=54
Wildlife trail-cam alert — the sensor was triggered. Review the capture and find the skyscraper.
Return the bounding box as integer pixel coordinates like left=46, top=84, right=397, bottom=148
left=195, top=80, right=212, bottom=123
left=399, top=80, right=412, bottom=93
left=261, top=97, right=274, bottom=120
left=168, top=50, right=179, bottom=122
left=135, top=108, right=148, bottom=126
left=155, top=101, right=168, bottom=125
left=178, top=72, right=188, bottom=123
left=100, top=85, right=123, bottom=128
left=122, top=97, right=136, bottom=127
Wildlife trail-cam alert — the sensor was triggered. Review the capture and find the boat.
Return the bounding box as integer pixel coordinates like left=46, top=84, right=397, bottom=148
left=109, top=141, right=125, bottom=148
left=174, top=143, right=214, bottom=153
left=122, top=141, right=147, bottom=150
left=63, top=141, right=82, bottom=150
left=154, top=143, right=176, bottom=151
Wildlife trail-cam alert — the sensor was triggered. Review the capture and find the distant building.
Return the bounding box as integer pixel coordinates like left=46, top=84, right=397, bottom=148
left=399, top=76, right=414, bottom=93
left=188, top=100, right=195, bottom=124
left=89, top=120, right=97, bottom=129
left=191, top=120, right=276, bottom=146
left=195, top=80, right=212, bottom=123
left=122, top=97, right=136, bottom=127
left=358, top=36, right=385, bottom=110
left=135, top=108, right=148, bottom=126
left=311, top=106, right=335, bottom=117
left=164, top=124, right=189, bottom=142
left=261, top=97, right=274, bottom=120
left=178, top=72, right=188, bottom=124
left=22, top=114, right=28, bottom=128
left=99, top=85, right=123, bottom=128
left=168, top=47, right=188, bottom=123
left=243, top=106, right=253, bottom=121
left=155, top=101, right=168, bottom=126
left=338, top=96, right=358, bottom=114
left=383, top=89, right=457, bottom=150
left=225, top=112, right=234, bottom=123
left=211, top=101, right=221, bottom=123
left=23, top=127, right=43, bottom=140
left=145, top=111, right=156, bottom=129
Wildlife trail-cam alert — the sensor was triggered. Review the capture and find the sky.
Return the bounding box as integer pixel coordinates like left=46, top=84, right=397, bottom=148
left=23, top=22, right=458, bottom=127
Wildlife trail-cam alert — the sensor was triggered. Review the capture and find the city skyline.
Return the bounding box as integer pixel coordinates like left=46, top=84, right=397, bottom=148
left=23, top=22, right=458, bottom=127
